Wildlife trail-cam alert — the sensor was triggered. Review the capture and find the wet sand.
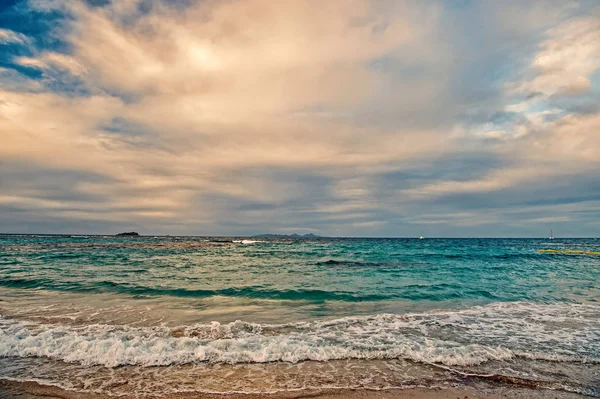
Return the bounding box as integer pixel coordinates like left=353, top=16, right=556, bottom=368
left=0, top=380, right=588, bottom=399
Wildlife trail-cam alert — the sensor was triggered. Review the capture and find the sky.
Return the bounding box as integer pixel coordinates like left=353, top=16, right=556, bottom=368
left=0, top=0, right=599, bottom=237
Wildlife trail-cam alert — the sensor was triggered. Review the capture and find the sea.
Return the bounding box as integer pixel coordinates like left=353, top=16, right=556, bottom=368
left=0, top=235, right=599, bottom=397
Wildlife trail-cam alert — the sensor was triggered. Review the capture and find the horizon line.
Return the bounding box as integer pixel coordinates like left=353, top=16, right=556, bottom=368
left=1, top=233, right=598, bottom=239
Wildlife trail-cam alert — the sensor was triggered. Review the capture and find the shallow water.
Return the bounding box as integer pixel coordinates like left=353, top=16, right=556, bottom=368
left=1, top=236, right=599, bottom=396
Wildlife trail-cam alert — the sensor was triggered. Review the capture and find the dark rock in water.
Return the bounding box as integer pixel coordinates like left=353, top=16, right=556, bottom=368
left=116, top=232, right=139, bottom=236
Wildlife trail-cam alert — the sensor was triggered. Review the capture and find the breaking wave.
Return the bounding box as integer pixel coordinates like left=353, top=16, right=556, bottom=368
left=1, top=302, right=598, bottom=368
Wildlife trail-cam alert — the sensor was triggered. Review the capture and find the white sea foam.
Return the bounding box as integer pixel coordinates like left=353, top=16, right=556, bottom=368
left=0, top=302, right=598, bottom=368
left=232, top=240, right=263, bottom=244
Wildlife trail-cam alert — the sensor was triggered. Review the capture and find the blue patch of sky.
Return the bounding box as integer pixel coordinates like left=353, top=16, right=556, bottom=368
left=0, top=0, right=81, bottom=91
left=1, top=1, right=72, bottom=52
left=84, top=0, right=111, bottom=7
left=95, top=0, right=197, bottom=27
left=0, top=1, right=146, bottom=99
left=0, top=62, right=43, bottom=82
left=0, top=4, right=146, bottom=102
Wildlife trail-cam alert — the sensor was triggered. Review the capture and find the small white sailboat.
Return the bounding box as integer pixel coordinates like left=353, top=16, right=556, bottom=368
left=419, top=236, right=424, bottom=240
left=549, top=230, right=554, bottom=240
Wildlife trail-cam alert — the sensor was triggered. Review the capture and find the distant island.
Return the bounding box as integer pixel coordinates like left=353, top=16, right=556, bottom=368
left=116, top=232, right=139, bottom=236
left=252, top=233, right=321, bottom=238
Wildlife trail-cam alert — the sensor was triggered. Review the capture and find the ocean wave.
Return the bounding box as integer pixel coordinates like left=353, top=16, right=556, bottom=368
left=0, top=278, right=387, bottom=301
left=1, top=302, right=598, bottom=368
left=0, top=277, right=502, bottom=302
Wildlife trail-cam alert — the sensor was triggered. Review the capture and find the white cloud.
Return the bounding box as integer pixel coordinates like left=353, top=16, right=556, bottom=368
left=510, top=16, right=600, bottom=98
left=0, top=28, right=30, bottom=45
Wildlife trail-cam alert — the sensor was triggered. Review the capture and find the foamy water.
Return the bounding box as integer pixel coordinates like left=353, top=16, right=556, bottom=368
left=2, top=302, right=599, bottom=368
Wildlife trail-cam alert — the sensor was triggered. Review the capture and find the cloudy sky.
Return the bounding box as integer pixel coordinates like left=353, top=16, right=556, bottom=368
left=1, top=0, right=599, bottom=237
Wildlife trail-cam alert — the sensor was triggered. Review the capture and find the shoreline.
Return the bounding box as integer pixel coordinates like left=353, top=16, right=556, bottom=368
left=0, top=380, right=590, bottom=399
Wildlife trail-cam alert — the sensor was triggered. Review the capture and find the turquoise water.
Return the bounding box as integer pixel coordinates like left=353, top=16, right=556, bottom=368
left=2, top=236, right=599, bottom=304
left=1, top=235, right=599, bottom=396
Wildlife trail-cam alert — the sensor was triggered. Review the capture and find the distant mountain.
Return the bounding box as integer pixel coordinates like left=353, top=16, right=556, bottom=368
left=252, top=233, right=321, bottom=238
left=116, top=231, right=139, bottom=236
left=299, top=233, right=320, bottom=238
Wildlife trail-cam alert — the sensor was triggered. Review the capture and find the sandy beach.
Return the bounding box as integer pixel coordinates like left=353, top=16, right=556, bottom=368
left=0, top=380, right=589, bottom=399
